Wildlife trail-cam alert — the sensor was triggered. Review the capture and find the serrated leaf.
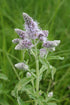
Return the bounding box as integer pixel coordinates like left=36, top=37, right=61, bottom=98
left=0, top=73, right=8, bottom=80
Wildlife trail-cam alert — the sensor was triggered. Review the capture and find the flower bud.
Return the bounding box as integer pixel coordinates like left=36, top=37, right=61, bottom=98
left=48, top=91, right=53, bottom=97
left=26, top=72, right=31, bottom=77
left=15, top=63, right=28, bottom=70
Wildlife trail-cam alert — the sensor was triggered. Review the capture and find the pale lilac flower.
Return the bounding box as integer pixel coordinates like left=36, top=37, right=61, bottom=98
left=12, top=12, right=60, bottom=51
left=12, top=38, right=20, bottom=43
left=43, top=40, right=60, bottom=48
left=15, top=39, right=34, bottom=50
left=23, top=12, right=40, bottom=39
left=15, top=29, right=26, bottom=39
left=26, top=72, right=31, bottom=77
left=42, top=30, right=49, bottom=37
left=37, top=30, right=48, bottom=43
left=15, top=62, right=28, bottom=70
left=12, top=12, right=61, bottom=72
left=48, top=91, right=53, bottom=97
left=40, top=48, right=47, bottom=57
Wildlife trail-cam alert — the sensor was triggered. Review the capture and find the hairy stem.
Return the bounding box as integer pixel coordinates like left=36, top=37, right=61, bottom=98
left=36, top=52, right=39, bottom=92
left=35, top=43, right=39, bottom=105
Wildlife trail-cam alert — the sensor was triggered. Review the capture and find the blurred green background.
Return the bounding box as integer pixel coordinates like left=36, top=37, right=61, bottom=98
left=0, top=0, right=70, bottom=105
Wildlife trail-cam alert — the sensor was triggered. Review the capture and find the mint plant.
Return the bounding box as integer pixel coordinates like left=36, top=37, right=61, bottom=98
left=12, top=12, right=64, bottom=105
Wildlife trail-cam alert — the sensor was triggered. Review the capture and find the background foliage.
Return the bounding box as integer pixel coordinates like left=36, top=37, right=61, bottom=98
left=0, top=0, right=70, bottom=105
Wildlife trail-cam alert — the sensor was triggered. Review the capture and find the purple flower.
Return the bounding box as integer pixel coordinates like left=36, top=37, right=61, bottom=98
left=42, top=30, right=49, bottom=37
left=12, top=38, right=20, bottom=43
left=15, top=39, right=34, bottom=50
left=12, top=12, right=60, bottom=53
left=15, top=29, right=26, bottom=39
left=43, top=40, right=60, bottom=48
left=23, top=12, right=40, bottom=39
left=37, top=30, right=48, bottom=42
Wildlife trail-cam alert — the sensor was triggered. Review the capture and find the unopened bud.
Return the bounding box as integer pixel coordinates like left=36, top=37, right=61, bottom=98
left=48, top=91, right=53, bottom=97
left=26, top=72, right=31, bottom=77
left=15, top=63, right=28, bottom=70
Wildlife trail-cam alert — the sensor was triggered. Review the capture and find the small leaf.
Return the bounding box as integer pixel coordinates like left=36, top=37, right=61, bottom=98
left=48, top=56, right=64, bottom=60
left=48, top=102, right=57, bottom=105
left=40, top=65, right=48, bottom=74
left=51, top=67, right=56, bottom=80
left=39, top=57, right=46, bottom=65
left=0, top=73, right=8, bottom=80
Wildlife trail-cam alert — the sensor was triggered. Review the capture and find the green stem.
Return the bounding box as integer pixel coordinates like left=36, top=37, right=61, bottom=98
left=35, top=44, right=39, bottom=105
left=35, top=53, right=39, bottom=92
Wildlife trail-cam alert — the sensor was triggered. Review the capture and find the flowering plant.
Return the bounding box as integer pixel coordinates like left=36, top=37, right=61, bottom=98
left=12, top=12, right=64, bottom=105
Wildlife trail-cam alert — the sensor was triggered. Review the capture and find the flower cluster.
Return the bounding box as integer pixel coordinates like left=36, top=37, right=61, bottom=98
left=12, top=12, right=60, bottom=69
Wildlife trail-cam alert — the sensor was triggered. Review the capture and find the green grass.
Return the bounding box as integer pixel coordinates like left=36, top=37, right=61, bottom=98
left=0, top=0, right=70, bottom=105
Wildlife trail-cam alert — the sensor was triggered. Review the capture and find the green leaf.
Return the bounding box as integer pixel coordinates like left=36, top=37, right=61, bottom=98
left=40, top=65, right=48, bottom=74
left=11, top=77, right=33, bottom=97
left=39, top=57, right=47, bottom=65
left=0, top=73, right=8, bottom=80
left=17, top=97, right=26, bottom=105
left=0, top=99, right=10, bottom=105
left=0, top=83, right=3, bottom=94
left=51, top=66, right=56, bottom=80
left=48, top=56, right=64, bottom=60
left=21, top=84, right=39, bottom=100
left=48, top=102, right=57, bottom=105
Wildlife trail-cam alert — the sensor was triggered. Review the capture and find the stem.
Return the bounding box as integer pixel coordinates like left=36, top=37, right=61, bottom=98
left=35, top=52, right=39, bottom=92
left=35, top=43, right=39, bottom=105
